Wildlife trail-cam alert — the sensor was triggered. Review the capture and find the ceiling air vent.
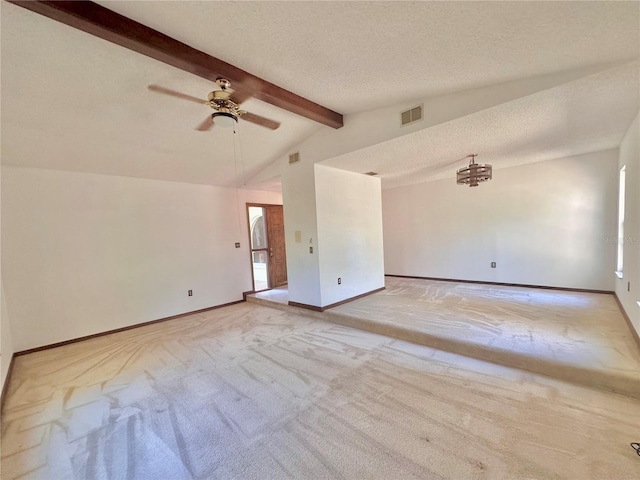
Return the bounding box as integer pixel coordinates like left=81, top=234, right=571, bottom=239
left=289, top=152, right=300, bottom=164
left=400, top=105, right=423, bottom=126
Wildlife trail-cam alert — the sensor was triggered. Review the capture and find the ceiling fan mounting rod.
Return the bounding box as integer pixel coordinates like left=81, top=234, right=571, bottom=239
left=216, top=78, right=231, bottom=90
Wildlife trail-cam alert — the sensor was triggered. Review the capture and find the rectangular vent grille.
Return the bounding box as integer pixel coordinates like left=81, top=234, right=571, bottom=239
left=401, top=105, right=423, bottom=126
left=289, top=152, right=300, bottom=164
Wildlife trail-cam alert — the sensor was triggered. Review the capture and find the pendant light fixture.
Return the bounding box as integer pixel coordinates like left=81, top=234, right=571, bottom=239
left=456, top=154, right=492, bottom=187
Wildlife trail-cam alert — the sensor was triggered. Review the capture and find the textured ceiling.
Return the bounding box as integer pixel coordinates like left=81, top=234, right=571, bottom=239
left=0, top=2, right=320, bottom=187
left=320, top=62, right=640, bottom=189
left=97, top=1, right=639, bottom=114
left=2, top=1, right=639, bottom=189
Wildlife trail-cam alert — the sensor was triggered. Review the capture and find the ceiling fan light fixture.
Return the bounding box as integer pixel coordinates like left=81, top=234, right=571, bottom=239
left=148, top=79, right=280, bottom=131
left=456, top=154, right=492, bottom=187
left=212, top=111, right=238, bottom=128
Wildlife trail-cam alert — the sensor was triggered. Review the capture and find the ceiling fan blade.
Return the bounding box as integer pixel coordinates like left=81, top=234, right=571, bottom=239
left=195, top=115, right=214, bottom=131
left=229, top=77, right=261, bottom=105
left=148, top=85, right=206, bottom=104
left=241, top=112, right=280, bottom=130
left=230, top=89, right=254, bottom=105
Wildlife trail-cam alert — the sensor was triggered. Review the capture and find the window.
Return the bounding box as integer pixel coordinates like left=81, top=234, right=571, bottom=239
left=249, top=206, right=269, bottom=291
left=616, top=166, right=626, bottom=277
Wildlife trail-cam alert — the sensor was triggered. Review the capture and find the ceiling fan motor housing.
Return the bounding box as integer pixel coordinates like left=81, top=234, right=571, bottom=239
left=207, top=90, right=242, bottom=118
left=208, top=90, right=231, bottom=102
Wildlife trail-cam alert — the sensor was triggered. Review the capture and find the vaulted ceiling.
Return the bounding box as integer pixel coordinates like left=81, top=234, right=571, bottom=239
left=2, top=1, right=638, bottom=190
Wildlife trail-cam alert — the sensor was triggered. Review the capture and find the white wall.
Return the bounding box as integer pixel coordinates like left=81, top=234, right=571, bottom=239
left=315, top=165, right=385, bottom=306
left=382, top=150, right=618, bottom=291
left=1, top=166, right=281, bottom=352
left=1, top=280, right=14, bottom=392
left=282, top=161, right=322, bottom=306
left=616, top=112, right=640, bottom=336
left=1, top=160, right=16, bottom=395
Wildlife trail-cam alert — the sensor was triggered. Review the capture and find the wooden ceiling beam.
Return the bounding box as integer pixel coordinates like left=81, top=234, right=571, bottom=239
left=7, top=0, right=344, bottom=129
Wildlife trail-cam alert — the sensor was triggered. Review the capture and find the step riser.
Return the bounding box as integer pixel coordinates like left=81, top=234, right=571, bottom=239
left=246, top=295, right=640, bottom=399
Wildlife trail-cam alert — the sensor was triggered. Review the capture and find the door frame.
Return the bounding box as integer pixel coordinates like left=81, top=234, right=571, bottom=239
left=246, top=203, right=285, bottom=292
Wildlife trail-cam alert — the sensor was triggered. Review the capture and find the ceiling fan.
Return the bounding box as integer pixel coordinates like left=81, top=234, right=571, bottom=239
left=148, top=78, right=280, bottom=131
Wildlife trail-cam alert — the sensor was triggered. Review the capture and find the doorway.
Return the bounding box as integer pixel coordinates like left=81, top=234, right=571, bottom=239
left=247, top=204, right=287, bottom=292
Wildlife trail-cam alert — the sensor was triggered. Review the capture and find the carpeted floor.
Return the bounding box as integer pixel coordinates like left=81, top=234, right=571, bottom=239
left=251, top=277, right=640, bottom=398
left=2, top=302, right=639, bottom=479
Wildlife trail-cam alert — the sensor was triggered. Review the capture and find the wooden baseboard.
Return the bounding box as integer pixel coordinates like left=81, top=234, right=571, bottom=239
left=385, top=274, right=614, bottom=295
left=288, top=287, right=386, bottom=312
left=15, top=299, right=244, bottom=356
left=1, top=353, right=16, bottom=414
left=614, top=293, right=640, bottom=351
left=323, top=287, right=386, bottom=310
left=242, top=290, right=255, bottom=301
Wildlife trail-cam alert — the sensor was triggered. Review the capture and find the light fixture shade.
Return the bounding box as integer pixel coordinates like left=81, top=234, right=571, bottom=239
left=456, top=154, right=492, bottom=187
left=212, top=111, right=238, bottom=128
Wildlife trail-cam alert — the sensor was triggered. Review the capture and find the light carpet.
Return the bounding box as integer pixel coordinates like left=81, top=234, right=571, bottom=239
left=2, top=303, right=639, bottom=479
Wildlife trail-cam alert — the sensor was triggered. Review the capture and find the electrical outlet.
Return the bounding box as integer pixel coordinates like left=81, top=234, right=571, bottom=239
left=338, top=277, right=342, bottom=285
left=309, top=246, right=313, bottom=254
left=235, top=242, right=240, bottom=248
left=188, top=290, right=193, bottom=296
left=491, top=262, right=496, bottom=268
